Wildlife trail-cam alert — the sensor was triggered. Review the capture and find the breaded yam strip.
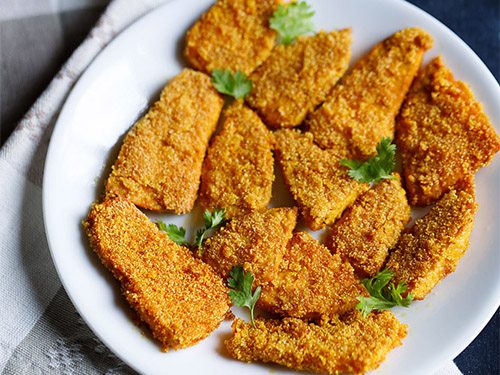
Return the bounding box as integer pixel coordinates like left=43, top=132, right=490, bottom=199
left=386, top=185, right=477, bottom=300
left=258, top=232, right=366, bottom=320
left=199, top=102, right=275, bottom=218
left=84, top=198, right=230, bottom=350
left=201, top=207, right=297, bottom=284
left=246, top=29, right=352, bottom=128
left=184, top=0, right=277, bottom=75
left=396, top=56, right=500, bottom=206
left=274, top=129, right=369, bottom=230
left=307, top=27, right=433, bottom=159
left=105, top=69, right=223, bottom=213
left=326, top=176, right=411, bottom=277
left=225, top=311, right=407, bottom=375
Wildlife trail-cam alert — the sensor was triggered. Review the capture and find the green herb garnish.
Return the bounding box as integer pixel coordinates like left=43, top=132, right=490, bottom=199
left=157, top=208, right=225, bottom=252
left=212, top=69, right=252, bottom=99
left=157, top=222, right=188, bottom=246
left=340, top=137, right=397, bottom=184
left=228, top=266, right=262, bottom=328
left=356, top=269, right=413, bottom=317
left=195, top=208, right=226, bottom=255
left=270, top=1, right=315, bottom=45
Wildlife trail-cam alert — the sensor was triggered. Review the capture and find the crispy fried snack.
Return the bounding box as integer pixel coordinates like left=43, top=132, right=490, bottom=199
left=105, top=69, right=223, bottom=213
left=225, top=311, right=407, bottom=374
left=396, top=56, right=500, bottom=206
left=386, top=185, right=477, bottom=300
left=84, top=198, right=230, bottom=350
left=246, top=29, right=352, bottom=128
left=184, top=0, right=277, bottom=74
left=201, top=207, right=297, bottom=284
left=307, top=27, right=433, bottom=159
left=199, top=102, right=275, bottom=218
left=274, top=129, right=369, bottom=230
left=326, top=176, right=410, bottom=277
left=258, top=232, right=366, bottom=320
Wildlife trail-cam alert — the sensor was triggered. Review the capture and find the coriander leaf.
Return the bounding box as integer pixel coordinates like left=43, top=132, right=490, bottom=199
left=203, top=207, right=225, bottom=228
left=212, top=69, right=252, bottom=99
left=270, top=1, right=315, bottom=45
left=157, top=221, right=188, bottom=246
left=356, top=269, right=414, bottom=317
left=227, top=266, right=262, bottom=328
left=195, top=208, right=226, bottom=255
left=356, top=296, right=398, bottom=318
left=340, top=137, right=397, bottom=184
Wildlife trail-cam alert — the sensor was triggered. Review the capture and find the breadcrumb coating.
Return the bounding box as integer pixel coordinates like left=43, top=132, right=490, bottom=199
left=326, top=176, right=411, bottom=277
left=184, top=0, right=277, bottom=74
left=258, top=232, right=366, bottom=320
left=274, top=129, right=369, bottom=230
left=199, top=102, right=275, bottom=218
left=307, top=27, right=433, bottom=159
left=246, top=29, right=352, bottom=128
left=201, top=207, right=297, bottom=284
left=225, top=311, right=407, bottom=374
left=84, top=198, right=230, bottom=350
left=105, top=69, right=223, bottom=213
left=396, top=56, right=500, bottom=206
left=386, top=186, right=477, bottom=300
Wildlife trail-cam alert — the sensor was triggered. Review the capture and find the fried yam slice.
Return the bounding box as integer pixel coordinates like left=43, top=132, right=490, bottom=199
left=225, top=311, right=407, bottom=374
left=201, top=207, right=297, bottom=284
left=84, top=198, right=230, bottom=350
left=307, top=27, right=433, bottom=159
left=246, top=29, right=352, bottom=128
left=326, top=176, right=411, bottom=277
left=258, top=232, right=366, bottom=320
left=386, top=186, right=477, bottom=300
left=199, top=102, right=275, bottom=218
left=274, top=129, right=369, bottom=230
left=105, top=69, right=223, bottom=213
left=396, top=56, right=500, bottom=206
left=184, top=0, right=277, bottom=74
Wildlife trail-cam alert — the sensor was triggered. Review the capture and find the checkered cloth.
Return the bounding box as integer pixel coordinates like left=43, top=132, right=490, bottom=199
left=0, top=0, right=469, bottom=373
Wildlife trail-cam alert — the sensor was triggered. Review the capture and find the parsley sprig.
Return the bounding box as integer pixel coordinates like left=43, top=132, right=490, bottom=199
left=157, top=222, right=188, bottom=246
left=157, top=208, right=226, bottom=255
left=212, top=69, right=252, bottom=99
left=227, top=266, right=262, bottom=328
left=270, top=1, right=315, bottom=45
left=356, top=269, right=413, bottom=317
left=340, top=137, right=397, bottom=184
left=195, top=208, right=226, bottom=255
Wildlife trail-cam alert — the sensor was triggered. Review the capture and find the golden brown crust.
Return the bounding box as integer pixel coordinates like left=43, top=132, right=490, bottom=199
left=258, top=232, right=366, bottom=320
left=105, top=69, right=223, bottom=213
left=225, top=311, right=407, bottom=374
left=201, top=207, right=297, bottom=284
left=247, top=29, right=352, bottom=128
left=184, top=0, right=277, bottom=74
left=84, top=198, right=230, bottom=350
left=396, top=56, right=500, bottom=206
left=326, top=176, right=411, bottom=277
left=386, top=186, right=478, bottom=300
left=307, top=27, right=433, bottom=159
left=274, top=129, right=369, bottom=230
left=199, top=102, right=275, bottom=218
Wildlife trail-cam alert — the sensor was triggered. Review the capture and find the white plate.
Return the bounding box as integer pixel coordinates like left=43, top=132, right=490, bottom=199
left=43, top=0, right=500, bottom=374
